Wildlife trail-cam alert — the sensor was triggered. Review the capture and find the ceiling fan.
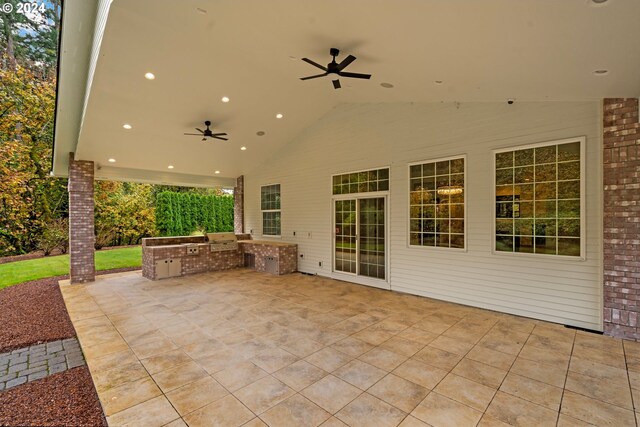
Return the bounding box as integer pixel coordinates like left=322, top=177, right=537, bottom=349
left=300, top=47, right=372, bottom=89
left=184, top=121, right=228, bottom=141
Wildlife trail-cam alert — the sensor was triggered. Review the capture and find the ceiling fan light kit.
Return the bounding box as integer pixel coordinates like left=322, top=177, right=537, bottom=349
left=184, top=120, right=229, bottom=141
left=300, top=47, right=372, bottom=90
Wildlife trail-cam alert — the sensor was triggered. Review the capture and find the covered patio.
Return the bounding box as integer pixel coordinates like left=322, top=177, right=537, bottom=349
left=62, top=269, right=639, bottom=426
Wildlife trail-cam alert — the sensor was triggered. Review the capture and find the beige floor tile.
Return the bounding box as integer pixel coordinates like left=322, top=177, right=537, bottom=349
left=413, top=318, right=454, bottom=335
left=106, top=395, right=180, bottom=426
left=335, top=393, right=406, bottom=427
left=234, top=375, right=295, bottom=414
left=526, top=332, right=574, bottom=354
left=556, top=414, right=597, bottom=426
left=243, top=418, right=268, bottom=427
left=99, top=375, right=162, bottom=416
left=485, top=391, right=558, bottom=427
left=465, top=345, right=516, bottom=371
left=83, top=338, right=131, bottom=360
left=151, top=360, right=208, bottom=393
left=396, top=327, right=438, bottom=344
left=181, top=338, right=226, bottom=360
left=333, top=359, right=387, bottom=390
left=87, top=348, right=139, bottom=373
left=217, top=329, right=256, bottom=345
left=331, top=337, right=375, bottom=357
left=213, top=360, right=269, bottom=391
left=164, top=418, right=189, bottom=427
left=353, top=328, right=396, bottom=346
left=92, top=361, right=148, bottom=393
left=251, top=347, right=299, bottom=373
left=358, top=347, right=407, bottom=371
left=320, top=416, right=348, bottom=426
left=306, top=347, right=353, bottom=372
left=368, top=373, right=429, bottom=413
left=379, top=336, right=425, bottom=357
left=183, top=394, right=255, bottom=427
left=478, top=331, right=528, bottom=355
left=140, top=348, right=192, bottom=375
left=301, top=374, right=362, bottom=414
left=260, top=394, right=331, bottom=427
left=477, top=414, right=512, bottom=427
left=565, top=370, right=633, bottom=409
left=570, top=356, right=629, bottom=382
left=165, top=376, right=228, bottom=416
left=393, top=358, right=448, bottom=390
left=130, top=336, right=178, bottom=360
left=499, top=372, right=562, bottom=411
left=429, top=335, right=475, bottom=356
left=398, top=415, right=431, bottom=426
left=560, top=390, right=636, bottom=426
left=281, top=336, right=325, bottom=357
left=411, top=392, right=483, bottom=427
left=195, top=348, right=248, bottom=374
left=510, top=356, right=567, bottom=388
left=434, top=373, right=496, bottom=411
left=413, top=346, right=462, bottom=371
left=518, top=343, right=571, bottom=368
left=166, top=328, right=213, bottom=348
left=273, top=360, right=328, bottom=391
left=452, top=358, right=507, bottom=388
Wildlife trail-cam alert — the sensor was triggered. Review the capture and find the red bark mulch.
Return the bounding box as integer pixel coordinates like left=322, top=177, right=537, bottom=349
left=0, top=367, right=107, bottom=427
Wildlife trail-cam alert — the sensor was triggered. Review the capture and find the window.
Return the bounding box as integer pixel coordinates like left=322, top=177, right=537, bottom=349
left=409, top=157, right=465, bottom=249
left=261, top=184, right=281, bottom=236
left=494, top=139, right=582, bottom=256
left=333, top=168, right=389, bottom=195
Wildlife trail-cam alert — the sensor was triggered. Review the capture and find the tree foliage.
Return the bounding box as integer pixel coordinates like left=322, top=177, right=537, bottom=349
left=156, top=192, right=234, bottom=236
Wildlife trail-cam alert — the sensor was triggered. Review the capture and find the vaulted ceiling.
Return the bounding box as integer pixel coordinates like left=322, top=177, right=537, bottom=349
left=54, top=0, right=640, bottom=186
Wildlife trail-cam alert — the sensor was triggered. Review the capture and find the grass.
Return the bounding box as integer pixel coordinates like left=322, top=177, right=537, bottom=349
left=0, top=246, right=142, bottom=290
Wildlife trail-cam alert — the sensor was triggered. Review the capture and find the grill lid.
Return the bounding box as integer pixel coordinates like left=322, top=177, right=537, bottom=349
left=207, top=232, right=237, bottom=244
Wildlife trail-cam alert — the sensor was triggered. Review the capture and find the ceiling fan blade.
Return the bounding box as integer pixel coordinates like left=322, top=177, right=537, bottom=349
left=339, top=72, right=371, bottom=79
left=301, top=58, right=327, bottom=71
left=300, top=73, right=328, bottom=80
left=213, top=136, right=229, bottom=141
left=195, top=128, right=204, bottom=133
left=184, top=133, right=203, bottom=136
left=337, top=54, right=356, bottom=71
left=332, top=79, right=341, bottom=89
left=212, top=133, right=227, bottom=137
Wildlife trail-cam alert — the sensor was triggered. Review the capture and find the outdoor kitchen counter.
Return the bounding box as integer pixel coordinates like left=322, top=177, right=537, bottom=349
left=141, top=235, right=297, bottom=280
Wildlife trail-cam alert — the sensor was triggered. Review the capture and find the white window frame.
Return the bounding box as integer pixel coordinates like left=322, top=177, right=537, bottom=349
left=492, top=136, right=586, bottom=260
left=261, top=183, right=281, bottom=238
left=407, top=154, right=468, bottom=252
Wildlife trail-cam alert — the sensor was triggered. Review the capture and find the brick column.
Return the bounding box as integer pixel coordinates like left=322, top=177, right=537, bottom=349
left=603, top=98, right=640, bottom=339
left=68, top=154, right=95, bottom=283
left=234, top=175, right=244, bottom=234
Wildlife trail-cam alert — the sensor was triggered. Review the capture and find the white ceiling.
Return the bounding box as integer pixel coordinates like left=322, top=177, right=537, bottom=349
left=67, top=0, right=640, bottom=185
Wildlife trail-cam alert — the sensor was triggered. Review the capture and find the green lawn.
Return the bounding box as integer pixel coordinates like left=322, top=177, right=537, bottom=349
left=0, top=246, right=142, bottom=290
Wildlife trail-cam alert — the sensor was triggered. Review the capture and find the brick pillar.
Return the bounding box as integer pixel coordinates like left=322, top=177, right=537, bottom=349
left=68, top=154, right=96, bottom=283
left=603, top=98, right=640, bottom=339
left=234, top=175, right=244, bottom=234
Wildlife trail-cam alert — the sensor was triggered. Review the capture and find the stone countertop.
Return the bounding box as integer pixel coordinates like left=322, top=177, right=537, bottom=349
left=238, top=240, right=297, bottom=247
left=144, top=242, right=210, bottom=249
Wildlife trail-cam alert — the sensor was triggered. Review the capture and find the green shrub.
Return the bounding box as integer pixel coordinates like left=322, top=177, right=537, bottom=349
left=155, top=191, right=234, bottom=236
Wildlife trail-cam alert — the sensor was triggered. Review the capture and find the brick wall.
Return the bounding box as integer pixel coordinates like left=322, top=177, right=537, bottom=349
left=603, top=98, right=640, bottom=340
left=234, top=175, right=244, bottom=234
left=68, top=154, right=95, bottom=284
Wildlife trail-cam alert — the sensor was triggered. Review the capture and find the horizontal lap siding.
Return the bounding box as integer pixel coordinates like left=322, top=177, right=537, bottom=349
left=244, top=102, right=602, bottom=330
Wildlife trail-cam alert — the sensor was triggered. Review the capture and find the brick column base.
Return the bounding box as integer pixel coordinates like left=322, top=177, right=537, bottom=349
left=68, top=154, right=95, bottom=284
left=603, top=98, right=640, bottom=340
left=234, top=175, right=244, bottom=234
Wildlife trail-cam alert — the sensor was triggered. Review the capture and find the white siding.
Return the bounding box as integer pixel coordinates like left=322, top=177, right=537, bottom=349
left=244, top=102, right=602, bottom=331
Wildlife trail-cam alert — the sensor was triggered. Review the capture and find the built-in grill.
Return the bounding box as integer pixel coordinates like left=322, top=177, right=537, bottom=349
left=207, top=232, right=238, bottom=252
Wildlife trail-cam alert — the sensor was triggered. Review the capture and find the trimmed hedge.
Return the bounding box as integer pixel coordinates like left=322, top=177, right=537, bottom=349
left=156, top=191, right=234, bottom=236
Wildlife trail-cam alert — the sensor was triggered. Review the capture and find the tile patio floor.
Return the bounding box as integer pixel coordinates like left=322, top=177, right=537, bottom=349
left=60, top=269, right=640, bottom=427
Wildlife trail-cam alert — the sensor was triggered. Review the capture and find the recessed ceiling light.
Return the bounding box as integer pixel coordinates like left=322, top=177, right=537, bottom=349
left=221, top=96, right=230, bottom=103
left=380, top=82, right=394, bottom=88
left=122, top=123, right=132, bottom=129
left=168, top=165, right=174, bottom=169
left=276, top=113, right=283, bottom=119
left=594, top=69, right=609, bottom=75
left=240, top=146, right=247, bottom=151
left=591, top=0, right=608, bottom=4
left=108, top=158, right=116, bottom=163
left=256, top=131, right=265, bottom=136
left=214, top=170, right=220, bottom=174
left=434, top=80, right=443, bottom=84
left=144, top=72, right=155, bottom=80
